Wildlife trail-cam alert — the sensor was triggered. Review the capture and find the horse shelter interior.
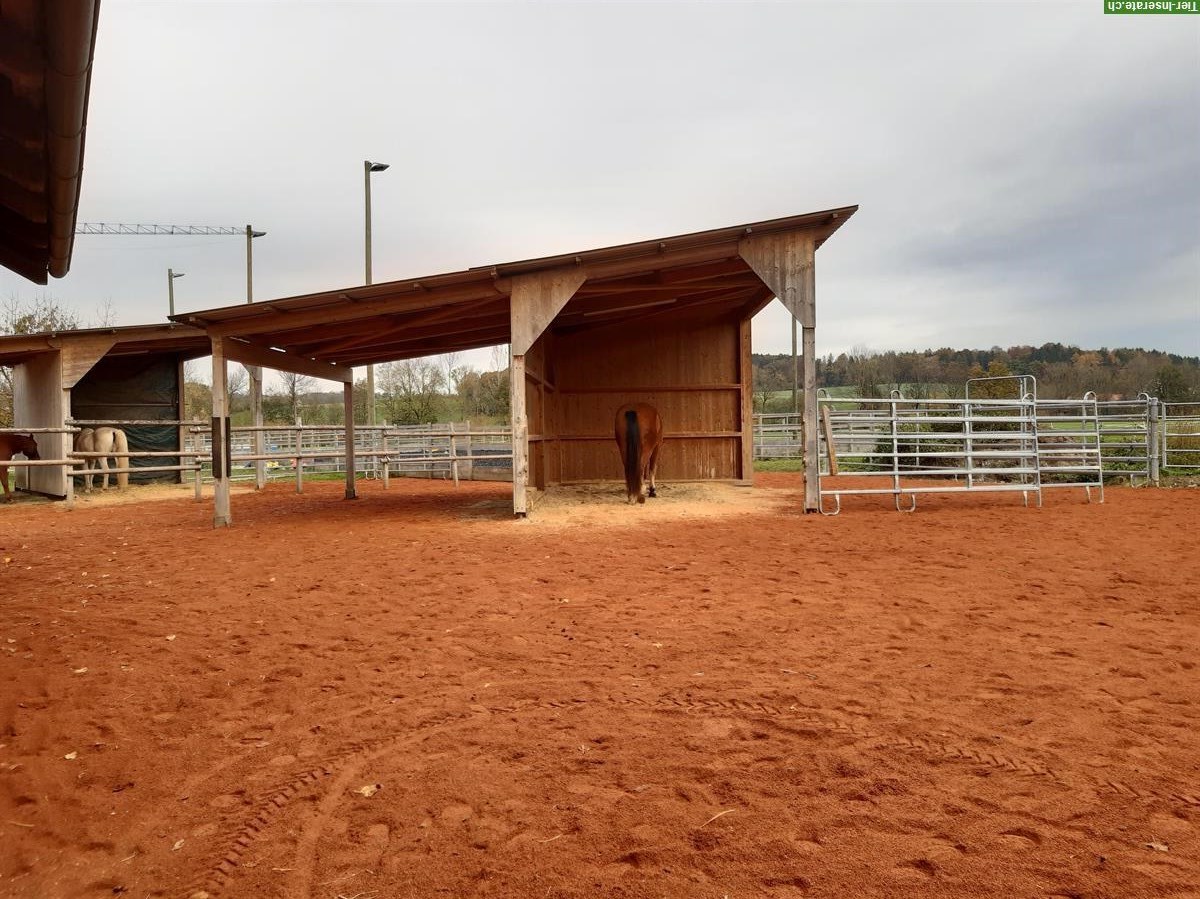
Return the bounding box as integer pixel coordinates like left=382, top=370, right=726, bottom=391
left=4, top=206, right=855, bottom=524
left=0, top=323, right=210, bottom=496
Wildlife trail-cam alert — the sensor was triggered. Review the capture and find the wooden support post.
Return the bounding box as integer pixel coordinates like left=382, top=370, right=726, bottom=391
left=344, top=382, right=357, bottom=500
left=511, top=353, right=528, bottom=517
left=738, top=317, right=754, bottom=483
left=802, top=327, right=818, bottom=503
left=295, top=426, right=304, bottom=494
left=250, top=366, right=265, bottom=489
left=192, top=428, right=203, bottom=500
left=211, top=338, right=232, bottom=527
left=507, top=266, right=586, bottom=517
left=821, top=404, right=838, bottom=476
left=739, top=231, right=819, bottom=511
left=62, top=387, right=74, bottom=510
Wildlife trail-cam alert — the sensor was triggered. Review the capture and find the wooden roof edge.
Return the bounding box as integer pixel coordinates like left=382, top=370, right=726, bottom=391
left=172, top=205, right=858, bottom=328
left=480, top=205, right=859, bottom=278
left=0, top=321, right=207, bottom=349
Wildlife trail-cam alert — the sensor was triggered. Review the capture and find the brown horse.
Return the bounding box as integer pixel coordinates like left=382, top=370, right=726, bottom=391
left=0, top=433, right=40, bottom=502
left=614, top=403, right=663, bottom=504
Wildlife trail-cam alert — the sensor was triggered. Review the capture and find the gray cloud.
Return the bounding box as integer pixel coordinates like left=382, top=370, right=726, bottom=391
left=2, top=0, right=1196, bottom=367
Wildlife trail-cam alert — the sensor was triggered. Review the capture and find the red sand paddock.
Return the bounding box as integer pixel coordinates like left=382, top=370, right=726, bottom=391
left=1, top=474, right=1197, bottom=899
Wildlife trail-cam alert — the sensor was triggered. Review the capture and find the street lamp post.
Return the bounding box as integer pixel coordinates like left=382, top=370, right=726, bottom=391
left=364, top=160, right=389, bottom=426
left=245, top=225, right=266, bottom=301
left=244, top=225, right=267, bottom=489
left=167, top=268, right=185, bottom=317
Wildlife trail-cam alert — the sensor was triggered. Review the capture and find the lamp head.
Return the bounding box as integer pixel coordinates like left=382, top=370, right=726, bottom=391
left=366, top=160, right=390, bottom=173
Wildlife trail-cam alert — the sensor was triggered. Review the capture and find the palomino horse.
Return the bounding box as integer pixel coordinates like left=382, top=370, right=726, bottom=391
left=74, top=427, right=130, bottom=492
left=0, top=433, right=40, bottom=502
left=614, top=403, right=664, bottom=504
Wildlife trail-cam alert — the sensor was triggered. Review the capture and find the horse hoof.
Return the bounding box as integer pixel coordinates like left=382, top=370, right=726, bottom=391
left=637, top=494, right=646, bottom=504
left=648, top=488, right=657, bottom=498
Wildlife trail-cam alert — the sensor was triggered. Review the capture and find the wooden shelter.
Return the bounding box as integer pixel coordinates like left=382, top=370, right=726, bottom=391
left=0, top=323, right=209, bottom=495
left=176, top=206, right=856, bottom=526
left=0, top=1, right=101, bottom=283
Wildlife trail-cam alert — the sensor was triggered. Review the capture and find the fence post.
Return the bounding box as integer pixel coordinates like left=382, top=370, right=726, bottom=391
left=1148, top=396, right=1161, bottom=486
left=192, top=429, right=203, bottom=501
left=295, top=426, right=304, bottom=494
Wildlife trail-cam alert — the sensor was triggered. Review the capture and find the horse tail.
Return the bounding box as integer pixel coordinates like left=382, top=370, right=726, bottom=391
left=113, top=428, right=129, bottom=489
left=623, top=409, right=641, bottom=500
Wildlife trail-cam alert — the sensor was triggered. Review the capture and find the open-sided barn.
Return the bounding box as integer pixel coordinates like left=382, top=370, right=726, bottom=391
left=174, top=205, right=856, bottom=525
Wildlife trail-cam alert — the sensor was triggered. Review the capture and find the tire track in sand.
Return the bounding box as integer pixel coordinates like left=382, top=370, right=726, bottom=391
left=180, top=691, right=1200, bottom=899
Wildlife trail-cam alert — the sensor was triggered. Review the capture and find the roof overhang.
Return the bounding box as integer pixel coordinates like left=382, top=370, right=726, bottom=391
left=0, top=322, right=209, bottom=368
left=174, top=205, right=857, bottom=367
left=0, top=0, right=102, bottom=283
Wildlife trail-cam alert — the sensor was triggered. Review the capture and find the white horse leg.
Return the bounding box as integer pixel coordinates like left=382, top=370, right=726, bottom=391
left=99, top=454, right=109, bottom=490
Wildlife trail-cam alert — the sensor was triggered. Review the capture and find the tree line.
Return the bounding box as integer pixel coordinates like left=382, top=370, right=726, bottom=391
left=752, top=343, right=1199, bottom=412
left=183, top=354, right=512, bottom=427
left=3, top=295, right=1196, bottom=426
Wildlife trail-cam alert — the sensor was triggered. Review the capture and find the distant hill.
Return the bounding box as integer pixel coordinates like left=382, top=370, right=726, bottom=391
left=752, top=343, right=1198, bottom=411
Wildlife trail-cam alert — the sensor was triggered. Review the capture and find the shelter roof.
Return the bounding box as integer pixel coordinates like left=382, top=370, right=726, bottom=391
left=0, top=323, right=209, bottom=368
left=0, top=1, right=102, bottom=283
left=174, top=206, right=856, bottom=368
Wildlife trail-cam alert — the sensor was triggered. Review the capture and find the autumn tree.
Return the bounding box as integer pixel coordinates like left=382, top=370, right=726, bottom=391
left=1, top=295, right=82, bottom=426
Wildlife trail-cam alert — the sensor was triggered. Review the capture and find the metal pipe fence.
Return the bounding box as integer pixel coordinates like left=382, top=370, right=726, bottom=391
left=5, top=392, right=1193, bottom=507
left=816, top=386, right=1049, bottom=513
left=1163, top=402, right=1200, bottom=473
left=186, top=421, right=515, bottom=494
left=753, top=413, right=804, bottom=460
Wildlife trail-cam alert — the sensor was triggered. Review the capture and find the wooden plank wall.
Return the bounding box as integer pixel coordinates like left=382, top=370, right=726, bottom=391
left=13, top=351, right=66, bottom=496
left=524, top=335, right=549, bottom=490
left=545, top=305, right=752, bottom=483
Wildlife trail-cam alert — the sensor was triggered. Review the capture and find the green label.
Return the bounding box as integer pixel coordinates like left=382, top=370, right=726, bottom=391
left=1104, top=0, right=1199, bottom=12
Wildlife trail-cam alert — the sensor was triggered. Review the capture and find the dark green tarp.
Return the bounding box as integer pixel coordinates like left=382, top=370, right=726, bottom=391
left=72, top=355, right=181, bottom=483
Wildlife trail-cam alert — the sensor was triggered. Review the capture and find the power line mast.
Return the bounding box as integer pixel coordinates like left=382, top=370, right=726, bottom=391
left=75, top=223, right=244, bottom=235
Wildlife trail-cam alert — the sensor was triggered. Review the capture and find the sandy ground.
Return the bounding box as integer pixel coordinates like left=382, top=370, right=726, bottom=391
left=0, top=474, right=1197, bottom=899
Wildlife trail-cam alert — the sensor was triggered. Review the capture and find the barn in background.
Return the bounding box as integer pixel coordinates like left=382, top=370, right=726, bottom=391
left=177, top=206, right=856, bottom=525
left=0, top=324, right=209, bottom=496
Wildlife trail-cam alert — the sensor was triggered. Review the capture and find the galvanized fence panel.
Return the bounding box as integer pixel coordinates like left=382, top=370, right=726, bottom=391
left=816, top=393, right=1044, bottom=513
left=753, top=413, right=804, bottom=460
left=1093, top=396, right=1156, bottom=483
left=1033, top=393, right=1104, bottom=501
left=1163, top=402, right=1200, bottom=473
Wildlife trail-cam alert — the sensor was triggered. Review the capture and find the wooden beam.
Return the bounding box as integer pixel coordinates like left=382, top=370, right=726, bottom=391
left=220, top=338, right=352, bottom=383
left=343, top=382, right=357, bottom=500
left=510, top=267, right=587, bottom=355
left=0, top=173, right=46, bottom=224
left=738, top=231, right=816, bottom=328
left=740, top=231, right=819, bottom=511
left=821, top=405, right=838, bottom=476
left=657, top=258, right=753, bottom=284
left=0, top=136, right=46, bottom=191
left=0, top=240, right=46, bottom=284
left=200, top=281, right=506, bottom=339
left=739, top=316, right=754, bottom=480
left=211, top=337, right=232, bottom=528
left=306, top=300, right=505, bottom=357
left=511, top=353, right=529, bottom=517
left=59, top=335, right=116, bottom=388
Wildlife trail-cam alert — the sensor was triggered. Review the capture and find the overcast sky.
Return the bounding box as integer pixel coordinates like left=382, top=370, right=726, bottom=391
left=5, top=0, right=1198, bottom=372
